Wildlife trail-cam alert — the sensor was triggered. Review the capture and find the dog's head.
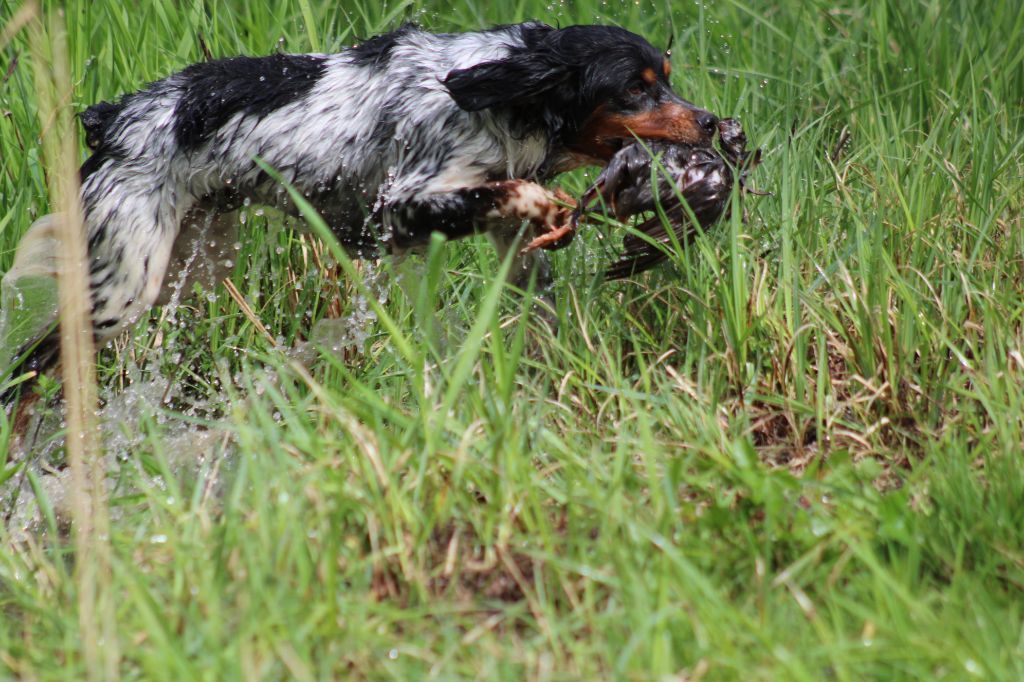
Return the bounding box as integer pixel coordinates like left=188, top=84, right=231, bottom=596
left=443, top=24, right=717, bottom=167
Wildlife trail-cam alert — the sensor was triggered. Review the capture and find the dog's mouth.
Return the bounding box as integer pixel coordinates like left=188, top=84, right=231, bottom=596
left=603, top=118, right=759, bottom=164
left=598, top=134, right=699, bottom=159
left=595, top=134, right=681, bottom=159
left=577, top=103, right=718, bottom=163
left=566, top=122, right=724, bottom=172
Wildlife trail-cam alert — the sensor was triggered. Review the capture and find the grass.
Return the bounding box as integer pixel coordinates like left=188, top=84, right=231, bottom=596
left=2, top=0, right=1024, bottom=678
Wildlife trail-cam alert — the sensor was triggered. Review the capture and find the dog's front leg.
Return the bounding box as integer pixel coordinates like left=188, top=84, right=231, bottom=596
left=387, top=180, right=575, bottom=250
left=386, top=179, right=565, bottom=325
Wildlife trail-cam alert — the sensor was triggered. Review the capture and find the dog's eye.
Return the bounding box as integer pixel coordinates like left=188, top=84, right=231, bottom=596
left=627, top=85, right=644, bottom=97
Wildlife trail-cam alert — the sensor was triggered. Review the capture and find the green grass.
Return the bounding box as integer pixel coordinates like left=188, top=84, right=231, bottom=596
left=2, top=0, right=1024, bottom=678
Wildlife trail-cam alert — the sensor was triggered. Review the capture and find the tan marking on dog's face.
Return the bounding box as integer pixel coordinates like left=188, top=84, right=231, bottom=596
left=641, top=67, right=657, bottom=86
left=663, top=58, right=671, bottom=77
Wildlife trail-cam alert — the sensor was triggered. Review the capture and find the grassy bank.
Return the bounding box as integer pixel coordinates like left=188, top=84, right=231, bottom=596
left=2, top=0, right=1023, bottom=678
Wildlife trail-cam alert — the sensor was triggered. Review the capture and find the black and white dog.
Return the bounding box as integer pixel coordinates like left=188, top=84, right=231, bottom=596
left=6, top=22, right=717, bottom=396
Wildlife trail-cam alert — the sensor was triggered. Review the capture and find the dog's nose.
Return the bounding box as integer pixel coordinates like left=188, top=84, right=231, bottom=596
left=697, top=112, right=719, bottom=136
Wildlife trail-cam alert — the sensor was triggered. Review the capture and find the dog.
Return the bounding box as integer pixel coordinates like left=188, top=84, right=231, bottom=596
left=2, top=21, right=718, bottom=403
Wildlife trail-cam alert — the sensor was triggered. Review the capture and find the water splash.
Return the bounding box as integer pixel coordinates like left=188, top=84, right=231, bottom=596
left=3, top=370, right=232, bottom=541
left=306, top=260, right=387, bottom=357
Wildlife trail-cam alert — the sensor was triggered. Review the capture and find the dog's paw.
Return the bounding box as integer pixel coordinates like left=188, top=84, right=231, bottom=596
left=521, top=222, right=577, bottom=253
left=521, top=230, right=574, bottom=253
left=522, top=187, right=578, bottom=252
left=488, top=182, right=570, bottom=224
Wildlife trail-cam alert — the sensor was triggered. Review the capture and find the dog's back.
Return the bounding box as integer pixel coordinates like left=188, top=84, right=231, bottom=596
left=78, top=25, right=548, bottom=205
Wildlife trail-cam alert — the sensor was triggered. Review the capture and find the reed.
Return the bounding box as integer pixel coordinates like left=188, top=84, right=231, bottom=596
left=21, top=3, right=118, bottom=679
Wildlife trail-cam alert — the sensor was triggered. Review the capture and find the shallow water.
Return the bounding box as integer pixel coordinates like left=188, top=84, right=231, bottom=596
left=3, top=371, right=233, bottom=542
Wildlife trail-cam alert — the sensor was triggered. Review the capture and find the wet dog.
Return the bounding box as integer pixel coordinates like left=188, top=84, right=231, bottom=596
left=3, top=22, right=718, bottom=403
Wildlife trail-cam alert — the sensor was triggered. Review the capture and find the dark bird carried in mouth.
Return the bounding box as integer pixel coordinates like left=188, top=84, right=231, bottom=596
left=525, top=117, right=763, bottom=279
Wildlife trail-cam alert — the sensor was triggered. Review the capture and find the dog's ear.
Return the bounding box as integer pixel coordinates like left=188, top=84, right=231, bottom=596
left=443, top=53, right=572, bottom=112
